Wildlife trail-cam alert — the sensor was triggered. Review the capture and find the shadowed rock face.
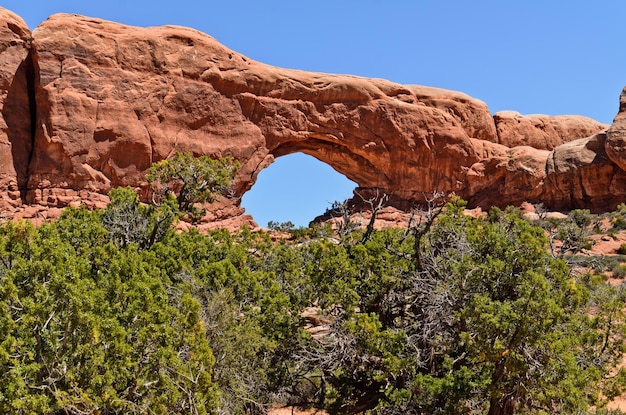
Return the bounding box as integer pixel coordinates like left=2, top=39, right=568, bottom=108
left=0, top=8, right=623, bottom=226
left=0, top=8, right=33, bottom=211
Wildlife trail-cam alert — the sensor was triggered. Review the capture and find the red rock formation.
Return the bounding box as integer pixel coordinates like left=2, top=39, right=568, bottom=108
left=606, top=87, right=626, bottom=172
left=0, top=8, right=623, bottom=227
left=0, top=8, right=32, bottom=211
left=494, top=111, right=608, bottom=150
left=28, top=13, right=496, bottom=205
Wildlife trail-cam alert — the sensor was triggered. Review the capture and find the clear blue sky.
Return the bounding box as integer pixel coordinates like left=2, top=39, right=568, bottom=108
left=3, top=1, right=624, bottom=227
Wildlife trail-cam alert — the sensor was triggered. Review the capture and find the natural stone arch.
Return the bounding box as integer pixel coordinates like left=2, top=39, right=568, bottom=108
left=0, top=11, right=622, bottom=228
left=233, top=85, right=487, bottom=205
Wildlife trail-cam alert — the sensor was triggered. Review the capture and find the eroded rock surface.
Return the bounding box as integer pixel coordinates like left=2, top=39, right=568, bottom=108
left=0, top=8, right=623, bottom=227
left=494, top=111, right=608, bottom=150
left=606, top=88, right=626, bottom=172
left=0, top=8, right=32, bottom=211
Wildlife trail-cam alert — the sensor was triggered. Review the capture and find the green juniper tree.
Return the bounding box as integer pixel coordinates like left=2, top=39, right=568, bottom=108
left=0, top=212, right=219, bottom=414
left=285, top=202, right=626, bottom=415
left=147, top=152, right=239, bottom=222
left=1, top=185, right=625, bottom=415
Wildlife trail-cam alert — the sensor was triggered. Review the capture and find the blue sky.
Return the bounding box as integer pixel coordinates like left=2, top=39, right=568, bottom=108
left=3, top=1, right=624, bottom=227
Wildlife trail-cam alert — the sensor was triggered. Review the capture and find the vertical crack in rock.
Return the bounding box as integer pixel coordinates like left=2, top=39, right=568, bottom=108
left=25, top=48, right=37, bottom=196
left=4, top=47, right=36, bottom=202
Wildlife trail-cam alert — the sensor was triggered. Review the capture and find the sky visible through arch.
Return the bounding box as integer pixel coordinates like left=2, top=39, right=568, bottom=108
left=241, top=154, right=357, bottom=228
left=4, top=1, right=625, bottom=227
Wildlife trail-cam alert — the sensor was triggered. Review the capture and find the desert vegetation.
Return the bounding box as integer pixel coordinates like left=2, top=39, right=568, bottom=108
left=1, top=156, right=626, bottom=414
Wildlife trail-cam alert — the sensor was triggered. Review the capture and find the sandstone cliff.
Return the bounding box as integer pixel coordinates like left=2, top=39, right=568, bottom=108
left=0, top=8, right=623, bottom=227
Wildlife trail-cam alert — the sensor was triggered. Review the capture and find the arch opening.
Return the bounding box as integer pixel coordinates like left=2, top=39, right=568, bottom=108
left=241, top=152, right=357, bottom=228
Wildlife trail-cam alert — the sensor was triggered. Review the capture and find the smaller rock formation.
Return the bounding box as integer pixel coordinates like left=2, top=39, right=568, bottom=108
left=494, top=111, right=608, bottom=150
left=606, top=87, right=626, bottom=172
left=546, top=131, right=626, bottom=211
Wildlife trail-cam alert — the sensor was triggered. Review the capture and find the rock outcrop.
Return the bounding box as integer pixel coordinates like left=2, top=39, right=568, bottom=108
left=606, top=88, right=626, bottom=172
left=493, top=111, right=607, bottom=150
left=0, top=8, right=32, bottom=211
left=0, top=8, right=623, bottom=227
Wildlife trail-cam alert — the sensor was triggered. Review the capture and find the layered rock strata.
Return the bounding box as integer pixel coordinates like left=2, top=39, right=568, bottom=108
left=0, top=8, right=624, bottom=227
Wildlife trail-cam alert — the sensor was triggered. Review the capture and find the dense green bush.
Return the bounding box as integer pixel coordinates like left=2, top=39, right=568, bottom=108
left=613, top=264, right=626, bottom=279
left=0, top=212, right=219, bottom=414
left=611, top=204, right=626, bottom=231
left=0, top=190, right=625, bottom=415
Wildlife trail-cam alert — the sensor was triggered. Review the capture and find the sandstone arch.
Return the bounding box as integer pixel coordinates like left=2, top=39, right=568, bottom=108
left=0, top=9, right=624, bottom=227
left=26, top=12, right=502, bottom=208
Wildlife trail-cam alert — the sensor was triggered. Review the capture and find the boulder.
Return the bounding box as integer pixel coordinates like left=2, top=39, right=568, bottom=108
left=494, top=111, right=607, bottom=150
left=546, top=132, right=626, bottom=210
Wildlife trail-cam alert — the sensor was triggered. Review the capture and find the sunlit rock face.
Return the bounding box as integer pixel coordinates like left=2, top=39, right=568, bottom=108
left=606, top=87, right=626, bottom=172
left=493, top=111, right=607, bottom=150
left=0, top=7, right=623, bottom=227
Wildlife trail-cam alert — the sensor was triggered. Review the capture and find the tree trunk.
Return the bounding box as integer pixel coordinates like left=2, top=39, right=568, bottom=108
left=487, top=395, right=516, bottom=415
left=487, top=360, right=517, bottom=415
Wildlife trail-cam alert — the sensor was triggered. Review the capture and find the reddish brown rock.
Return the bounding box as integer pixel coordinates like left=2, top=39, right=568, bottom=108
left=0, top=8, right=623, bottom=227
left=29, top=17, right=267, bottom=208
left=26, top=13, right=495, bottom=211
left=465, top=127, right=626, bottom=212
left=546, top=132, right=626, bottom=210
left=0, top=8, right=32, bottom=208
left=606, top=87, right=626, bottom=171
left=494, top=111, right=608, bottom=150
left=465, top=141, right=551, bottom=208
left=403, top=85, right=497, bottom=142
